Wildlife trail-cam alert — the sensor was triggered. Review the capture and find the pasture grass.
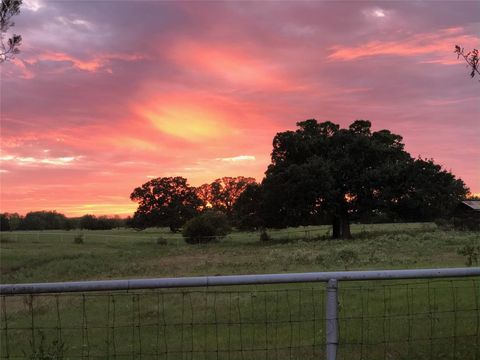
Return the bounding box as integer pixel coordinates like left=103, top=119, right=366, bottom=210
left=0, top=223, right=478, bottom=284
left=1, top=223, right=479, bottom=359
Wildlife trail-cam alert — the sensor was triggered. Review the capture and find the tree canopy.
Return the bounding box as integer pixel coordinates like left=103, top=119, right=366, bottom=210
left=240, top=119, right=468, bottom=238
left=197, top=176, right=256, bottom=216
left=130, top=176, right=202, bottom=232
left=0, top=0, right=22, bottom=62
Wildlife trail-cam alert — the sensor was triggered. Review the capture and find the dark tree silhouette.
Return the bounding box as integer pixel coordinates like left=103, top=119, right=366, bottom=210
left=130, top=176, right=202, bottom=232
left=0, top=0, right=22, bottom=63
left=196, top=183, right=211, bottom=210
left=0, top=213, right=10, bottom=231
left=197, top=176, right=256, bottom=216
left=182, top=211, right=231, bottom=244
left=79, top=214, right=123, bottom=230
left=19, top=210, right=68, bottom=230
left=454, top=45, right=479, bottom=79
left=391, top=158, right=469, bottom=221
left=258, top=119, right=468, bottom=238
left=232, top=183, right=265, bottom=230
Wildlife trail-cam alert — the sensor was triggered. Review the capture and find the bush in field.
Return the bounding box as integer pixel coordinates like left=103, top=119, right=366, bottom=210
left=73, top=234, right=84, bottom=244
left=182, top=211, right=231, bottom=244
left=457, top=244, right=479, bottom=266
left=156, top=237, right=168, bottom=245
left=259, top=229, right=271, bottom=242
left=435, top=218, right=454, bottom=231
left=336, top=248, right=359, bottom=270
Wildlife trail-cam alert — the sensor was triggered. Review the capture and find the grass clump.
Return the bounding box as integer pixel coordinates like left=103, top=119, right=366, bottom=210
left=73, top=234, right=84, bottom=244
left=259, top=229, right=271, bottom=242
left=156, top=237, right=168, bottom=246
left=335, top=248, right=359, bottom=270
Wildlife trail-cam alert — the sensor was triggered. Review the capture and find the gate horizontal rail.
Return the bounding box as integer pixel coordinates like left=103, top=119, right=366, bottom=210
left=1, top=267, right=479, bottom=295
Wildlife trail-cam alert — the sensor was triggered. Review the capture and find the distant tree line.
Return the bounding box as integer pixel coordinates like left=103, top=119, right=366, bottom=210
left=130, top=120, right=470, bottom=239
left=0, top=211, right=126, bottom=231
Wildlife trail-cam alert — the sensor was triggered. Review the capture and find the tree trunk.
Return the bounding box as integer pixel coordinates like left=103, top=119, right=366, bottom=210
left=339, top=214, right=352, bottom=239
left=331, top=213, right=351, bottom=239
left=332, top=217, right=340, bottom=239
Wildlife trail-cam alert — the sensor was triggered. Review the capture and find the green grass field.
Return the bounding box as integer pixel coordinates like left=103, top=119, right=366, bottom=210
left=1, top=223, right=479, bottom=359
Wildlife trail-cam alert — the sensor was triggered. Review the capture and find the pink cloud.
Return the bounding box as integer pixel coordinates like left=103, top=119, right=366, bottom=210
left=8, top=50, right=146, bottom=78
left=328, top=27, right=480, bottom=65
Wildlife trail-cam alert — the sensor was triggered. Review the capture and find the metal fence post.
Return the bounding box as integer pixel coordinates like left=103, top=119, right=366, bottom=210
left=326, top=279, right=338, bottom=360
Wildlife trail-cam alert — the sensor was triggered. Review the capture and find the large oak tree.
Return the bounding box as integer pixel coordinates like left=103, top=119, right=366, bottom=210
left=254, top=119, right=468, bottom=238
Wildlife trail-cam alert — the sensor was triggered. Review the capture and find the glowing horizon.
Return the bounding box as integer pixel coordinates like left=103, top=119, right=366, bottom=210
left=1, top=1, right=479, bottom=217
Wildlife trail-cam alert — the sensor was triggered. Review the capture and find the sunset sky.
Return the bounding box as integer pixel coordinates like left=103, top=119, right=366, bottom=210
left=1, top=0, right=479, bottom=216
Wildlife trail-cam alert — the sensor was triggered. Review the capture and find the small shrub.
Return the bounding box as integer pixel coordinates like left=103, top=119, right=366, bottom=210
left=457, top=244, right=479, bottom=267
left=73, top=234, right=84, bottom=244
left=182, top=211, right=231, bottom=244
left=435, top=218, right=453, bottom=231
left=314, top=254, right=324, bottom=265
left=156, top=237, right=168, bottom=246
left=259, top=229, right=271, bottom=242
left=336, top=248, right=359, bottom=270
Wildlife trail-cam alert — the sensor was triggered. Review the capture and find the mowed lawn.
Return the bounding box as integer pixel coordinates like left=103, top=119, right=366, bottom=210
left=1, top=223, right=479, bottom=359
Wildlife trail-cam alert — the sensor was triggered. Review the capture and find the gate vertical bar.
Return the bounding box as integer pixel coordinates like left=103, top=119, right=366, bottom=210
left=326, top=279, right=338, bottom=360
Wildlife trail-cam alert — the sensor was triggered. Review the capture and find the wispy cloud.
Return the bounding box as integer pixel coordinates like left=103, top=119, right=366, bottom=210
left=1, top=155, right=82, bottom=167
left=216, top=155, right=256, bottom=162
left=328, top=27, right=480, bottom=65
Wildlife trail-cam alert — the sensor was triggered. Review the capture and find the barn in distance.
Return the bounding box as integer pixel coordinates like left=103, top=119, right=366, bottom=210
left=454, top=200, right=480, bottom=230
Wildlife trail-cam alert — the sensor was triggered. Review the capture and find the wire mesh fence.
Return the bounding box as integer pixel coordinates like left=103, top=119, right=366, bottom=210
left=1, top=287, right=326, bottom=359
left=1, top=276, right=479, bottom=359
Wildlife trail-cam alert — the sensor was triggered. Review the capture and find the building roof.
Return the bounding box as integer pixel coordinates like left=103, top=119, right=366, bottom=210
left=461, top=200, right=480, bottom=211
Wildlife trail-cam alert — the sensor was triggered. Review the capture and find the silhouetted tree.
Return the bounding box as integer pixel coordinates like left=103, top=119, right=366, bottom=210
left=79, top=214, right=122, bottom=230
left=0, top=212, right=22, bottom=231
left=196, top=183, right=211, bottom=210
left=197, top=176, right=256, bottom=216
left=232, top=183, right=265, bottom=230
left=259, top=119, right=468, bottom=238
left=5, top=212, right=21, bottom=230
left=392, top=158, right=469, bottom=221
left=454, top=45, right=479, bottom=80
left=20, top=211, right=68, bottom=230
left=0, top=213, right=10, bottom=231
left=1, top=0, right=22, bottom=62
left=130, top=176, right=202, bottom=232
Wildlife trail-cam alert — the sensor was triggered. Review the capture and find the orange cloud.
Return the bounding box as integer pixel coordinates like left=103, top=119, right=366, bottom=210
left=328, top=27, right=480, bottom=64
left=136, top=99, right=234, bottom=143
